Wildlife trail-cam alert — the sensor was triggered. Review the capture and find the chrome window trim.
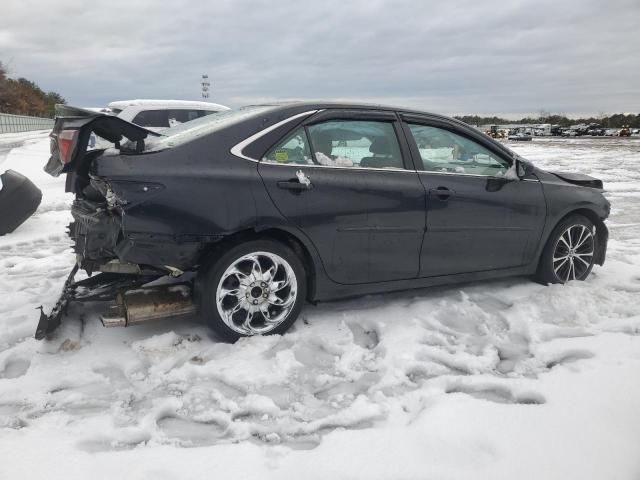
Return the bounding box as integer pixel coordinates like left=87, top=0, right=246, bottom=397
left=258, top=161, right=416, bottom=174
left=230, top=110, right=320, bottom=162
left=418, top=170, right=540, bottom=181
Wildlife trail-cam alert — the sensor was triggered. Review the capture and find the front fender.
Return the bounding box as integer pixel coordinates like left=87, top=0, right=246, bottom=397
left=594, top=219, right=608, bottom=266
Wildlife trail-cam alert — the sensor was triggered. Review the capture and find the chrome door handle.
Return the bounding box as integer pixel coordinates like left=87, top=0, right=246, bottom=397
left=277, top=180, right=312, bottom=191
left=276, top=169, right=313, bottom=194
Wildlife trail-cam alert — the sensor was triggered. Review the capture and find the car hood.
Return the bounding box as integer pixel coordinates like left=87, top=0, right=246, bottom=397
left=549, top=171, right=603, bottom=189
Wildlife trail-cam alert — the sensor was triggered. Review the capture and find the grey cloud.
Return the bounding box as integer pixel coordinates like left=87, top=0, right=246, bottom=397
left=1, top=0, right=638, bottom=116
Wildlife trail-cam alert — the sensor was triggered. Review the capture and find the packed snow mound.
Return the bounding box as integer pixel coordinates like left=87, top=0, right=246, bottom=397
left=1, top=135, right=640, bottom=479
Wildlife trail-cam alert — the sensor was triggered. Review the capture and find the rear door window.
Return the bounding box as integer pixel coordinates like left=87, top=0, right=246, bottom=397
left=132, top=110, right=170, bottom=128
left=306, top=120, right=404, bottom=169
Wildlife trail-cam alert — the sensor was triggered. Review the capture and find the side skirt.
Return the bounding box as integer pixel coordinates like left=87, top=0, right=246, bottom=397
left=311, top=264, right=537, bottom=302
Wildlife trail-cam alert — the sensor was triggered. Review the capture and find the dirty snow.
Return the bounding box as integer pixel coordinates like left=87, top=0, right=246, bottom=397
left=1, top=133, right=640, bottom=479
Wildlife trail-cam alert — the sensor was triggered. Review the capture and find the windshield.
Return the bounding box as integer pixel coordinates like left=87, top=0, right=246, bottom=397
left=139, top=105, right=275, bottom=151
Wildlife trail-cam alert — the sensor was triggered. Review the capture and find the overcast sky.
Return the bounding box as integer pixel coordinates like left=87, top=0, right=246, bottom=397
left=1, top=0, right=638, bottom=117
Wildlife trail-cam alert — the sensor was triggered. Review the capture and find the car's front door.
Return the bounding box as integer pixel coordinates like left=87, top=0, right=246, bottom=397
left=258, top=110, right=426, bottom=285
left=402, top=118, right=546, bottom=277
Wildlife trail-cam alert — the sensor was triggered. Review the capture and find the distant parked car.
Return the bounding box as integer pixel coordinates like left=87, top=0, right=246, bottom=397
left=585, top=127, right=605, bottom=136
left=106, top=99, right=230, bottom=130
left=618, top=126, right=632, bottom=137
left=508, top=132, right=532, bottom=141
left=85, top=100, right=231, bottom=149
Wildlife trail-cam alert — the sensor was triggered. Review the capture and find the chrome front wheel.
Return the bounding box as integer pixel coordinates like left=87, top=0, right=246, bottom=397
left=537, top=215, right=598, bottom=285
left=552, top=224, right=595, bottom=282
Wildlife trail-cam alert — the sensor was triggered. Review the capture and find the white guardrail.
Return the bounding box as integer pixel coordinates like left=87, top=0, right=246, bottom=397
left=0, top=112, right=54, bottom=134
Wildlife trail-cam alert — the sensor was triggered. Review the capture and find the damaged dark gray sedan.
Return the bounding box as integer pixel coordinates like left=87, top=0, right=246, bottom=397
left=38, top=103, right=610, bottom=341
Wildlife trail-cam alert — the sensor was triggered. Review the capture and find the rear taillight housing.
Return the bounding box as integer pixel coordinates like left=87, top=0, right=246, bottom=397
left=57, top=129, right=77, bottom=164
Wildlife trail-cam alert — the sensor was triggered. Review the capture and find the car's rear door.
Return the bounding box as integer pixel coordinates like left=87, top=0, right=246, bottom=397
left=258, top=109, right=426, bottom=285
left=401, top=114, right=546, bottom=277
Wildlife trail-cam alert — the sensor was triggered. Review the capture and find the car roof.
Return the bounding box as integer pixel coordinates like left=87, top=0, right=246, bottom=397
left=107, top=99, right=230, bottom=111
left=252, top=100, right=484, bottom=134
left=250, top=100, right=473, bottom=124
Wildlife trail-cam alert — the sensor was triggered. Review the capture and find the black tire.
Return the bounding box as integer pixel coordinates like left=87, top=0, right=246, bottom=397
left=0, top=170, right=42, bottom=236
left=536, top=214, right=597, bottom=284
left=198, top=239, right=307, bottom=342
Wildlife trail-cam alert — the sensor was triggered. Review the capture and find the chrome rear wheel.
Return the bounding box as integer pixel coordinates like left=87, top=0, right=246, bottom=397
left=216, top=251, right=298, bottom=335
left=200, top=239, right=306, bottom=341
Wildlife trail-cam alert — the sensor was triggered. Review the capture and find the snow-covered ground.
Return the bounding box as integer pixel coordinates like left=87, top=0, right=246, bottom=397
left=1, top=133, right=639, bottom=479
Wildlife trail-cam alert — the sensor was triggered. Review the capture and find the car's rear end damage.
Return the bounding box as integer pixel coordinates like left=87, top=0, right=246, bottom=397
left=68, top=175, right=211, bottom=275
left=37, top=106, right=208, bottom=338
left=48, top=107, right=170, bottom=276
left=37, top=104, right=279, bottom=339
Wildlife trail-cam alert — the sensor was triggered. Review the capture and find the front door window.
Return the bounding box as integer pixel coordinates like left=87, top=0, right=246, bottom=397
left=407, top=124, right=509, bottom=176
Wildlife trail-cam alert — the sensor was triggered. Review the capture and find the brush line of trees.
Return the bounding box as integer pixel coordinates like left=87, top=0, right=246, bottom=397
left=0, top=61, right=66, bottom=118
left=455, top=112, right=640, bottom=128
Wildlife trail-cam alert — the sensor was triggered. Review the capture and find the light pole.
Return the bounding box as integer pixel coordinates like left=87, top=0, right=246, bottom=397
left=201, top=74, right=210, bottom=99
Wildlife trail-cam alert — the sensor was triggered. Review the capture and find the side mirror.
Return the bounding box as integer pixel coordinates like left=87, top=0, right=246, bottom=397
left=516, top=160, right=527, bottom=178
